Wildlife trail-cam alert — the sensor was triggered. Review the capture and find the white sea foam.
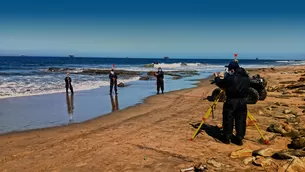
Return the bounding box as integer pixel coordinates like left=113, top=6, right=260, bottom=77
left=0, top=75, right=140, bottom=99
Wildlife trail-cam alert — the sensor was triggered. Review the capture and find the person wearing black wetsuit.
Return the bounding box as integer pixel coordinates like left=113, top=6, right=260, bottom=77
left=65, top=72, right=74, bottom=94
left=155, top=67, right=164, bottom=94
left=214, top=61, right=250, bottom=145
left=109, top=69, right=118, bottom=94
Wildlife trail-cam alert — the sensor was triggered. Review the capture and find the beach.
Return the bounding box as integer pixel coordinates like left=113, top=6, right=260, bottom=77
left=1, top=65, right=305, bottom=171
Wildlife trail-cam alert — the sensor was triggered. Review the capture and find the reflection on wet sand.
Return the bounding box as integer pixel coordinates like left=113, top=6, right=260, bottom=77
left=65, top=93, right=74, bottom=122
left=110, top=94, right=119, bottom=112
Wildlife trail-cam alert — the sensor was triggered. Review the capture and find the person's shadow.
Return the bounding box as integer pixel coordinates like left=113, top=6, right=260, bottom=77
left=110, top=94, right=119, bottom=112
left=65, top=92, right=74, bottom=122
left=190, top=123, right=223, bottom=141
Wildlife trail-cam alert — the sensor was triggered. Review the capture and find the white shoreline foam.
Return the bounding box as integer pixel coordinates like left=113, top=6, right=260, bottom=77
left=0, top=76, right=140, bottom=99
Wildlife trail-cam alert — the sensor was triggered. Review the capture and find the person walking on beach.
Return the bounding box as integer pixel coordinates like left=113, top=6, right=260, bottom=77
left=213, top=61, right=250, bottom=146
left=65, top=72, right=74, bottom=94
left=109, top=69, right=118, bottom=94
left=154, top=67, right=164, bottom=94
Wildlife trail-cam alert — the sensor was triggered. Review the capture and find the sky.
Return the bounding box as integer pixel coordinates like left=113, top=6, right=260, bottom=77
left=0, top=0, right=304, bottom=58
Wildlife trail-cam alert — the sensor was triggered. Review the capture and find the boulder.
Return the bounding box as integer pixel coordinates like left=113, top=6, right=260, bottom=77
left=279, top=81, right=298, bottom=84
left=207, top=159, right=224, bottom=168
left=279, top=157, right=305, bottom=172
left=253, top=148, right=279, bottom=157
left=286, top=83, right=305, bottom=89
left=298, top=77, right=305, bottom=82
left=261, top=133, right=280, bottom=143
left=172, top=76, right=182, bottom=80
left=147, top=71, right=157, bottom=76
left=274, top=102, right=289, bottom=107
left=243, top=157, right=255, bottom=165
left=230, top=148, right=253, bottom=159
left=252, top=156, right=273, bottom=167
left=293, top=90, right=305, bottom=93
left=299, top=105, right=305, bottom=109
left=288, top=136, right=305, bottom=149
left=267, top=123, right=286, bottom=134
left=139, top=76, right=150, bottom=80
left=117, top=82, right=125, bottom=87
left=272, top=149, right=305, bottom=160
left=283, top=109, right=292, bottom=114
left=82, top=69, right=140, bottom=75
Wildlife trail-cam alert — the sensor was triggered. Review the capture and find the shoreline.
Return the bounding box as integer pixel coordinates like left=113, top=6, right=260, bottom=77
left=0, top=64, right=294, bottom=135
left=0, top=73, right=209, bottom=135
left=1, top=65, right=305, bottom=171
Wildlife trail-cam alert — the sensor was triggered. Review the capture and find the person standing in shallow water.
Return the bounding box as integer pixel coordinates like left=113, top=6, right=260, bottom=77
left=65, top=72, right=74, bottom=94
left=154, top=67, right=164, bottom=94
left=109, top=69, right=118, bottom=94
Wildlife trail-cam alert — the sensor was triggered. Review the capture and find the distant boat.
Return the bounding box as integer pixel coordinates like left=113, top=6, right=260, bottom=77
left=164, top=56, right=169, bottom=59
left=256, top=58, right=259, bottom=60
left=69, top=55, right=74, bottom=58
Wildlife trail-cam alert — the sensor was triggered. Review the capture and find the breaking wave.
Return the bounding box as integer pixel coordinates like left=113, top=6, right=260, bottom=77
left=0, top=75, right=140, bottom=99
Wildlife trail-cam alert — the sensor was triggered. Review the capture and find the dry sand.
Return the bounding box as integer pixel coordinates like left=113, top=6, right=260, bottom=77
left=1, top=65, right=305, bottom=172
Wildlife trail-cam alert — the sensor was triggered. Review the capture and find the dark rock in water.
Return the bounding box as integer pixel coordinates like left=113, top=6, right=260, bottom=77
left=288, top=136, right=305, bottom=149
left=147, top=71, right=156, bottom=76
left=48, top=68, right=141, bottom=76
left=82, top=69, right=140, bottom=75
left=117, top=82, right=126, bottom=87
left=48, top=67, right=71, bottom=72
left=172, top=76, right=182, bottom=80
left=139, top=76, right=150, bottom=80
left=272, top=149, right=305, bottom=160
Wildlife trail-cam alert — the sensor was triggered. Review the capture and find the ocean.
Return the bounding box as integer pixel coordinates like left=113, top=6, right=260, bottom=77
left=0, top=56, right=304, bottom=134
left=1, top=56, right=303, bottom=99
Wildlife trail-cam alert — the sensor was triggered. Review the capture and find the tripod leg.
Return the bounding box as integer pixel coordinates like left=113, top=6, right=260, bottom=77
left=247, top=111, right=269, bottom=145
left=190, top=91, right=223, bottom=141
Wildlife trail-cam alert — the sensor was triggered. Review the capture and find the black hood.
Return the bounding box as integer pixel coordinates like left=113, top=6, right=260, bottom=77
left=235, top=67, right=248, bottom=76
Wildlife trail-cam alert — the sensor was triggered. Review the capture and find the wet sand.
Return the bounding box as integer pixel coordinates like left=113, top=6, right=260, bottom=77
left=1, top=65, right=305, bottom=171
left=0, top=73, right=208, bottom=134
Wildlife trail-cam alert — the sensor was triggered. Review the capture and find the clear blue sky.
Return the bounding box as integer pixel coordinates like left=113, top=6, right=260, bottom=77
left=0, top=0, right=304, bottom=58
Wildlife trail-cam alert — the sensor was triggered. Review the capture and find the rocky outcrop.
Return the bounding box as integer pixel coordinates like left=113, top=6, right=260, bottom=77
left=286, top=83, right=305, bottom=89
left=172, top=76, right=182, bottom=80
left=298, top=77, right=305, bottom=82
left=230, top=148, right=253, bottom=158
left=279, top=157, right=305, bottom=172
left=253, top=148, right=279, bottom=157
left=48, top=68, right=141, bottom=76
left=82, top=69, right=140, bottom=75
left=288, top=136, right=305, bottom=149
left=117, top=82, right=126, bottom=87
left=139, top=76, right=151, bottom=80
left=272, top=149, right=305, bottom=159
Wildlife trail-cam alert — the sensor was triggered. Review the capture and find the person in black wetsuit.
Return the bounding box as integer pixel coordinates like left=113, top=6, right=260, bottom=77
left=109, top=69, right=118, bottom=94
left=154, top=67, right=164, bottom=94
left=213, top=61, right=250, bottom=145
left=65, top=72, right=74, bottom=94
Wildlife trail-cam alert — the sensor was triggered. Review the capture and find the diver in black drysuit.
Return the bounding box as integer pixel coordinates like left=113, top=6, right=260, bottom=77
left=155, top=67, right=164, bottom=94
left=109, top=69, right=118, bottom=94
left=65, top=72, right=74, bottom=94
left=214, top=61, right=250, bottom=145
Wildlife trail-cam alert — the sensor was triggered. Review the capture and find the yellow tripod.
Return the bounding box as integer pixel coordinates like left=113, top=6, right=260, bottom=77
left=190, top=90, right=269, bottom=145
